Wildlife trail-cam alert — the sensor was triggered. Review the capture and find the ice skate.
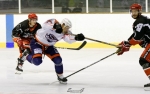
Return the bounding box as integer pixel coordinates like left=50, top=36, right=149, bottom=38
left=144, top=83, right=150, bottom=91
left=15, top=58, right=24, bottom=74
left=57, top=74, right=67, bottom=84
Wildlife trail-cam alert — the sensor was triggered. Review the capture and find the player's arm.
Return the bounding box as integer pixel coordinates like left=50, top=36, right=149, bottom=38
left=63, top=34, right=76, bottom=44
left=128, top=23, right=145, bottom=45
left=12, top=23, right=23, bottom=40
left=12, top=23, right=24, bottom=47
left=117, top=21, right=145, bottom=55
left=128, top=33, right=135, bottom=41
left=63, top=31, right=85, bottom=44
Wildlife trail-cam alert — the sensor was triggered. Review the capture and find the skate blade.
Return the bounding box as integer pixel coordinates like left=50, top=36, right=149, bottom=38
left=15, top=70, right=23, bottom=74
left=144, top=87, right=150, bottom=91
left=59, top=81, right=67, bottom=84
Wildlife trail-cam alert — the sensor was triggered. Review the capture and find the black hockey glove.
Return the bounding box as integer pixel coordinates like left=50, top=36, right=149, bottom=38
left=53, top=23, right=62, bottom=34
left=75, top=33, right=85, bottom=41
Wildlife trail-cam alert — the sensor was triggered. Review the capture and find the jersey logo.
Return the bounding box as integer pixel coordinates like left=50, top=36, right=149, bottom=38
left=45, top=33, right=58, bottom=42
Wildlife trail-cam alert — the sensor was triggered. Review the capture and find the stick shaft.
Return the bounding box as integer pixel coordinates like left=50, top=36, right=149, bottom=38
left=85, top=37, right=118, bottom=47
left=65, top=52, right=116, bottom=78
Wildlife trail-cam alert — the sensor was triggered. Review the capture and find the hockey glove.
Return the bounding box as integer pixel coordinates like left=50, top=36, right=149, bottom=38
left=16, top=38, right=23, bottom=48
left=53, top=23, right=62, bottom=34
left=117, top=41, right=131, bottom=55
left=75, top=33, right=85, bottom=41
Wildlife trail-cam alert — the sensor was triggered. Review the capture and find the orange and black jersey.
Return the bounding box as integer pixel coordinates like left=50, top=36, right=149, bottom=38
left=12, top=19, right=41, bottom=39
left=128, top=15, right=150, bottom=45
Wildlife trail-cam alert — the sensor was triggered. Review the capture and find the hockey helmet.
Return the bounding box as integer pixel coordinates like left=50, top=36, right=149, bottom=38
left=61, top=18, right=72, bottom=28
left=28, top=13, right=38, bottom=20
left=130, top=3, right=142, bottom=10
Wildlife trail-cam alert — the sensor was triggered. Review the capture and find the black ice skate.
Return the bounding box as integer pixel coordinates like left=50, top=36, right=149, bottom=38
left=144, top=83, right=150, bottom=91
left=15, top=49, right=30, bottom=74
left=57, top=74, right=67, bottom=84
left=15, top=58, right=24, bottom=74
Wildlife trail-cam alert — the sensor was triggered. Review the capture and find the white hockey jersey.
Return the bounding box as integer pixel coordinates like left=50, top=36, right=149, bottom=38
left=35, top=19, right=76, bottom=46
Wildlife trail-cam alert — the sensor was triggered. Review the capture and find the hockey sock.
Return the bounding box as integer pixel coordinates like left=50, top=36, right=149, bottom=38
left=52, top=57, right=63, bottom=74
left=144, top=67, right=150, bottom=79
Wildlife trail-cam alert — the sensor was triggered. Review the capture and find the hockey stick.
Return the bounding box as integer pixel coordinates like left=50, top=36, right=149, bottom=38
left=71, top=34, right=118, bottom=48
left=85, top=37, right=118, bottom=48
left=56, top=41, right=87, bottom=50
left=64, top=51, right=117, bottom=79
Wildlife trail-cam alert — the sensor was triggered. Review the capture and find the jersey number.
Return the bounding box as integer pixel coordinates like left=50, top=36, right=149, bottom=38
left=136, top=23, right=143, bottom=32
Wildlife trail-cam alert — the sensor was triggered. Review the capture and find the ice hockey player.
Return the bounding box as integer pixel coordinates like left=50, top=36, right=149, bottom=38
left=17, top=18, right=85, bottom=83
left=12, top=13, right=41, bottom=73
left=116, top=3, right=150, bottom=90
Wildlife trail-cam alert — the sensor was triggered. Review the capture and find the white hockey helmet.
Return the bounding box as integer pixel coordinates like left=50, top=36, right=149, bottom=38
left=61, top=18, right=72, bottom=28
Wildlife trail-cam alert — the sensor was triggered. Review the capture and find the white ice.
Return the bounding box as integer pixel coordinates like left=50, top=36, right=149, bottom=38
left=0, top=48, right=150, bottom=94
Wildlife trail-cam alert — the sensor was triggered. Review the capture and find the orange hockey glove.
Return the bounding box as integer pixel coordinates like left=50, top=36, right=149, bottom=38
left=117, top=41, right=131, bottom=55
left=13, top=38, right=23, bottom=48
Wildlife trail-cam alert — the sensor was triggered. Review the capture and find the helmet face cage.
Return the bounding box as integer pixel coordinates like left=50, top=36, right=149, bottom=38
left=61, top=18, right=72, bottom=28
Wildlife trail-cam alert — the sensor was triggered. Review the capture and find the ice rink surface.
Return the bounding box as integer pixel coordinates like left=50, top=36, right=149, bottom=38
left=0, top=48, right=150, bottom=94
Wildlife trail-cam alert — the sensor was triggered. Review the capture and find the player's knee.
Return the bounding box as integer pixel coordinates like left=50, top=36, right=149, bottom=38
left=52, top=56, right=62, bottom=66
left=26, top=54, right=32, bottom=63
left=139, top=57, right=150, bottom=69
left=32, top=57, right=42, bottom=66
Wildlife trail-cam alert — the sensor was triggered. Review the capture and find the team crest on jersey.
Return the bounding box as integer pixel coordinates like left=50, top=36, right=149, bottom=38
left=45, top=33, right=58, bottom=42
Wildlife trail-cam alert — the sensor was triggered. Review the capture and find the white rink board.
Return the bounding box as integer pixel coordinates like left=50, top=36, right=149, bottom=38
left=0, top=15, right=6, bottom=42
left=0, top=13, right=149, bottom=43
left=14, top=14, right=135, bottom=42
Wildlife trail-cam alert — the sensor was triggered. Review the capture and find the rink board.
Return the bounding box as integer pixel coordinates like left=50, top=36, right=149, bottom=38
left=1, top=14, right=149, bottom=48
